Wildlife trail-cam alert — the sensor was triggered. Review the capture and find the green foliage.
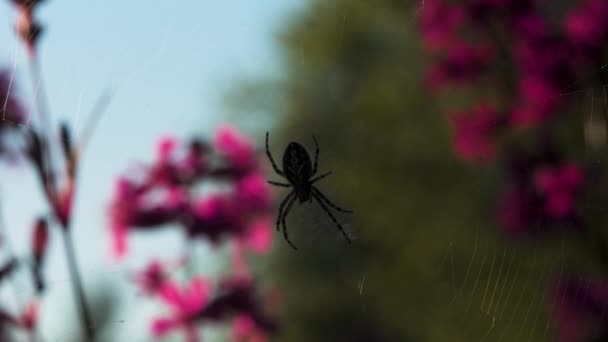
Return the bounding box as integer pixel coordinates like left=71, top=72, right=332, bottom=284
left=227, top=1, right=595, bottom=341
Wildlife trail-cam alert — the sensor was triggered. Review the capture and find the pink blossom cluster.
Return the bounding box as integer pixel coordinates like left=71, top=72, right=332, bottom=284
left=108, top=125, right=273, bottom=259
left=498, top=152, right=585, bottom=234
left=134, top=263, right=278, bottom=342
left=110, top=125, right=278, bottom=341
left=421, top=2, right=608, bottom=338
left=421, top=0, right=608, bottom=155
left=419, top=1, right=605, bottom=233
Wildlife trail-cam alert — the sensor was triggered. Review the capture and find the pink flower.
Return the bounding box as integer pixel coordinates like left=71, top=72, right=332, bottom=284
left=450, top=104, right=501, bottom=163
left=157, top=135, right=178, bottom=162
left=510, top=13, right=547, bottom=43
left=177, top=140, right=207, bottom=179
left=427, top=42, right=493, bottom=90
left=564, top=0, right=608, bottom=59
left=190, top=194, right=244, bottom=242
left=236, top=173, right=272, bottom=211
left=134, top=260, right=167, bottom=295
left=19, top=301, right=38, bottom=331
left=509, top=103, right=550, bottom=128
left=110, top=223, right=128, bottom=260
left=233, top=314, right=268, bottom=342
left=419, top=0, right=465, bottom=52
left=194, top=194, right=236, bottom=221
left=108, top=176, right=186, bottom=260
left=108, top=178, right=139, bottom=259
left=244, top=217, right=272, bottom=254
left=533, top=162, right=584, bottom=219
left=519, top=76, right=558, bottom=109
left=510, top=75, right=564, bottom=127
left=214, top=125, right=256, bottom=170
left=151, top=277, right=211, bottom=342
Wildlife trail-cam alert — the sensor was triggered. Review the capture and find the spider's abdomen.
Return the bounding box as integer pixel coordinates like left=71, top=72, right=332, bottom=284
left=282, top=142, right=312, bottom=185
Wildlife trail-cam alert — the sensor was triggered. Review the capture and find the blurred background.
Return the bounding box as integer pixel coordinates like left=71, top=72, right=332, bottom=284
left=2, top=0, right=608, bottom=341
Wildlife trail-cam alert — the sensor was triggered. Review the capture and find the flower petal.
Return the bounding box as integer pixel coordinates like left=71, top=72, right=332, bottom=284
left=151, top=317, right=178, bottom=337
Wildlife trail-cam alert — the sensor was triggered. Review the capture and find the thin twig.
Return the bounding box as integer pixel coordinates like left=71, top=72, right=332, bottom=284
left=26, top=50, right=95, bottom=341
left=61, top=229, right=94, bottom=341
left=77, top=88, right=113, bottom=154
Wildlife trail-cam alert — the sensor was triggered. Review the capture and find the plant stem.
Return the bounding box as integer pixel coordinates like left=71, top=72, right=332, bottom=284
left=61, top=230, right=94, bottom=341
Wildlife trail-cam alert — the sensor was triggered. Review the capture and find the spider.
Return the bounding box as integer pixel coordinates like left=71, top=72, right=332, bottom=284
left=265, top=132, right=353, bottom=250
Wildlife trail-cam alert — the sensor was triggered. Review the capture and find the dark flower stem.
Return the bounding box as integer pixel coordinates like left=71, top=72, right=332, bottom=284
left=61, top=229, right=95, bottom=341
left=26, top=51, right=95, bottom=341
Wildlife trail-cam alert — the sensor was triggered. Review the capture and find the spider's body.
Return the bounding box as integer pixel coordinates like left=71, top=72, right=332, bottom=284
left=283, top=142, right=313, bottom=203
left=265, top=132, right=353, bottom=249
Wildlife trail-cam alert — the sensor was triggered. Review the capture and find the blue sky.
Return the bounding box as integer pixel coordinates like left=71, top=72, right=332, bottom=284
left=0, top=1, right=301, bottom=340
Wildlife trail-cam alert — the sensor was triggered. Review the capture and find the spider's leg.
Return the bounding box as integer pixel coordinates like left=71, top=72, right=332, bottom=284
left=310, top=171, right=332, bottom=184
left=265, top=132, right=285, bottom=177
left=312, top=135, right=319, bottom=176
left=312, top=186, right=353, bottom=213
left=276, top=191, right=295, bottom=231
left=268, top=180, right=291, bottom=187
left=281, top=195, right=298, bottom=250
left=312, top=192, right=352, bottom=244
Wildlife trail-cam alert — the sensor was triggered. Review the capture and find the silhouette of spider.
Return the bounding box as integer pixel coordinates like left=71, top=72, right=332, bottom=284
left=265, top=132, right=353, bottom=250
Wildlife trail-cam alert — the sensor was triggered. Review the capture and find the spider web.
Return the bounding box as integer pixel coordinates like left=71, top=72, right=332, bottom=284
left=430, top=228, right=566, bottom=341
left=421, top=79, right=608, bottom=341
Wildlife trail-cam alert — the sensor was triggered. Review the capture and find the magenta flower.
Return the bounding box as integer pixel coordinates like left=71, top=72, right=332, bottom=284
left=109, top=129, right=273, bottom=274
left=198, top=275, right=280, bottom=338
left=450, top=104, right=501, bottom=163
left=564, top=0, right=608, bottom=61
left=242, top=217, right=272, bottom=255
left=427, top=41, right=493, bottom=90
left=133, top=260, right=167, bottom=296
left=152, top=277, right=211, bottom=342
left=192, top=194, right=243, bottom=240
left=419, top=0, right=465, bottom=52
left=108, top=177, right=141, bottom=259
left=509, top=73, right=563, bottom=127
left=510, top=12, right=547, bottom=42
left=236, top=173, right=272, bottom=212
left=233, top=314, right=268, bottom=342
left=533, top=162, right=584, bottom=219
left=214, top=125, right=257, bottom=171
left=108, top=176, right=188, bottom=259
